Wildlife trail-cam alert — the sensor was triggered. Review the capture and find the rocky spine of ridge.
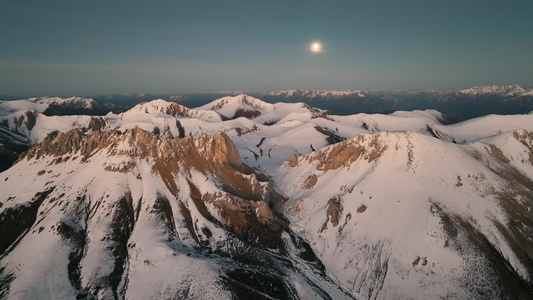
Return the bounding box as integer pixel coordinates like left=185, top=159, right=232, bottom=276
left=18, top=128, right=288, bottom=247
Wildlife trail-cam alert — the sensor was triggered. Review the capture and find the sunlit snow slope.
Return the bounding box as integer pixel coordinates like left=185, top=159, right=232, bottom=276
left=275, top=130, right=533, bottom=299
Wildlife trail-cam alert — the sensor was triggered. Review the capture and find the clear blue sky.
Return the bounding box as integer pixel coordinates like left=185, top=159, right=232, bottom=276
left=1, top=0, right=532, bottom=96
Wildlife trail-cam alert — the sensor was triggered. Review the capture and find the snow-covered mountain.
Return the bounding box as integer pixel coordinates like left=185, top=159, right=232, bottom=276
left=194, top=85, right=532, bottom=100
left=196, top=94, right=330, bottom=125
left=263, top=89, right=366, bottom=99
left=183, top=85, right=533, bottom=121
left=0, top=128, right=351, bottom=299
left=126, top=99, right=222, bottom=121
left=275, top=129, right=533, bottom=299
left=0, top=109, right=100, bottom=172
left=71, top=85, right=533, bottom=122
left=1, top=95, right=533, bottom=299
left=1, top=94, right=532, bottom=172
left=459, top=85, right=527, bottom=96
left=0, top=97, right=113, bottom=117
left=188, top=89, right=367, bottom=101
left=196, top=94, right=277, bottom=120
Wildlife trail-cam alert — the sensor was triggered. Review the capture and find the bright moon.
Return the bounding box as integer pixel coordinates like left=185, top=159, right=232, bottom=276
left=310, top=42, right=322, bottom=53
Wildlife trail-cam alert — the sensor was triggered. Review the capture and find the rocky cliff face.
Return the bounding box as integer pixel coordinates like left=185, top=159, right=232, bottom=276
left=0, top=128, right=350, bottom=299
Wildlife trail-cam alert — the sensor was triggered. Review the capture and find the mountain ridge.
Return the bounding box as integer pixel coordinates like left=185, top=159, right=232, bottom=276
left=275, top=129, right=533, bottom=298
left=3, top=84, right=533, bottom=121
left=1, top=127, right=353, bottom=299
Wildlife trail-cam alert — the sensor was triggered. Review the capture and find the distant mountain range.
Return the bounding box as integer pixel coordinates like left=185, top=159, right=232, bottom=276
left=90, top=85, right=533, bottom=122
left=2, top=85, right=532, bottom=122
left=1, top=91, right=532, bottom=299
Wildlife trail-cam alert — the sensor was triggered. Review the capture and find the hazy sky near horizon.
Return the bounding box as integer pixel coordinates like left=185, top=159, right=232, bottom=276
left=1, top=0, right=532, bottom=96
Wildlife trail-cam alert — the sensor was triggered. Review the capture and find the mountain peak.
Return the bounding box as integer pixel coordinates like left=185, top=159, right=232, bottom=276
left=128, top=99, right=221, bottom=121
left=132, top=99, right=190, bottom=115
left=196, top=94, right=275, bottom=119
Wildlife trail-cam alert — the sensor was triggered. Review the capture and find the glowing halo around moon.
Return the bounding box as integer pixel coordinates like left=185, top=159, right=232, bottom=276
left=310, top=41, right=322, bottom=53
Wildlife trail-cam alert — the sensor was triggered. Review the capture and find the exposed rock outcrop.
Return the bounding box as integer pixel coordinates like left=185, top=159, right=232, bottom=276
left=311, top=134, right=387, bottom=171
left=288, top=154, right=298, bottom=167
left=17, top=128, right=288, bottom=248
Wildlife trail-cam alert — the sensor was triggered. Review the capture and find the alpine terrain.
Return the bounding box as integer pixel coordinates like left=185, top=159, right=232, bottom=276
left=1, top=92, right=533, bottom=299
